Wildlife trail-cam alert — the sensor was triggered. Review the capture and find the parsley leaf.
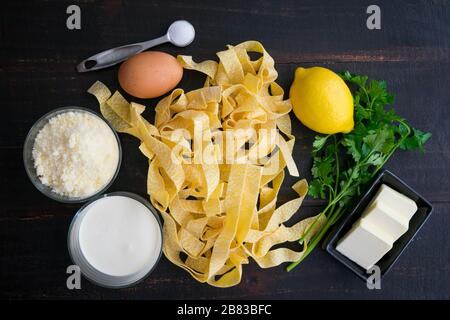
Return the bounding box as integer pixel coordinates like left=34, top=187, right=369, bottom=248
left=400, top=128, right=432, bottom=152
left=312, top=135, right=329, bottom=153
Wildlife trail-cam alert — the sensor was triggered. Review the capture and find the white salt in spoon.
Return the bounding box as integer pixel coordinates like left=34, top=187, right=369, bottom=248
left=77, top=20, right=195, bottom=72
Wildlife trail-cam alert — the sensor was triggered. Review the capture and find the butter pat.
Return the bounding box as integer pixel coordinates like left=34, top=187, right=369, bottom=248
left=361, top=201, right=408, bottom=242
left=366, top=184, right=418, bottom=223
left=336, top=184, right=418, bottom=270
left=336, top=219, right=393, bottom=270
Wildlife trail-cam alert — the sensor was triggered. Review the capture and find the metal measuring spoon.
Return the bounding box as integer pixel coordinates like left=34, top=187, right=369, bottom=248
left=76, top=20, right=195, bottom=73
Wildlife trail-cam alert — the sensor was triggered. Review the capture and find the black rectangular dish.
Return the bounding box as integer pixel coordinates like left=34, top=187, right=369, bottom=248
left=325, top=169, right=433, bottom=282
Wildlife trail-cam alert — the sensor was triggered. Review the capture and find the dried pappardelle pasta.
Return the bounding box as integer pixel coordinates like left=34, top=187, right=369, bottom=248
left=89, top=41, right=325, bottom=287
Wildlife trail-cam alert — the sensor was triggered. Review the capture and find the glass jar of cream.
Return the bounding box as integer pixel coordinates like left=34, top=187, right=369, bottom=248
left=68, top=192, right=163, bottom=288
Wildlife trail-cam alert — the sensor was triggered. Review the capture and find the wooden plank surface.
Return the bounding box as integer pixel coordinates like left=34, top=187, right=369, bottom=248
left=1, top=0, right=449, bottom=299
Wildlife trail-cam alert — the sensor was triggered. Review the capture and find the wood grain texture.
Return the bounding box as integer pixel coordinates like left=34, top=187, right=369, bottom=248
left=0, top=0, right=449, bottom=299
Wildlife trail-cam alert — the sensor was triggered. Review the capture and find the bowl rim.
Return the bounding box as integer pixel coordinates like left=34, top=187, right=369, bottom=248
left=23, top=106, right=122, bottom=204
left=67, top=191, right=164, bottom=289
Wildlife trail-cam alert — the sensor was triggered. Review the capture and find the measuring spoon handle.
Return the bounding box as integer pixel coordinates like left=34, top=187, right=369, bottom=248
left=77, top=35, right=169, bottom=73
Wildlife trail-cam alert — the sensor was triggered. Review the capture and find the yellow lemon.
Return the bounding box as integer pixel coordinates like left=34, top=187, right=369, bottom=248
left=289, top=66, right=354, bottom=134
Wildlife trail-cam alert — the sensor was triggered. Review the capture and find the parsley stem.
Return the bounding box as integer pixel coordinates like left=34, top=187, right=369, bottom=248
left=298, top=202, right=331, bottom=244
left=299, top=136, right=340, bottom=243
left=297, top=166, right=357, bottom=246
left=295, top=159, right=361, bottom=263
left=333, top=135, right=340, bottom=194
left=287, top=206, right=344, bottom=271
left=360, top=86, right=370, bottom=105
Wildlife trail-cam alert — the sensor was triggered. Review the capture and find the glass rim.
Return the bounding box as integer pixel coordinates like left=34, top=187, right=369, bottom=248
left=23, top=106, right=122, bottom=204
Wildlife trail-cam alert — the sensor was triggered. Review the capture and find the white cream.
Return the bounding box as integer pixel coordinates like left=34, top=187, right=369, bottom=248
left=78, top=196, right=162, bottom=277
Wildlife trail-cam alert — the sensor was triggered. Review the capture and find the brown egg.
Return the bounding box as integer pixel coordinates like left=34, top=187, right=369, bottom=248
left=118, top=51, right=183, bottom=99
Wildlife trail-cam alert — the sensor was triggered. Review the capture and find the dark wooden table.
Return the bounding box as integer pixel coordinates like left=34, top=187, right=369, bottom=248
left=1, top=0, right=449, bottom=300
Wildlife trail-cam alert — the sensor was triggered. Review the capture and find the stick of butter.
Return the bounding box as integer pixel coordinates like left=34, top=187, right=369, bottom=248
left=336, top=219, right=393, bottom=270
left=336, top=184, right=418, bottom=270
left=365, top=184, right=418, bottom=223
left=361, top=202, right=408, bottom=243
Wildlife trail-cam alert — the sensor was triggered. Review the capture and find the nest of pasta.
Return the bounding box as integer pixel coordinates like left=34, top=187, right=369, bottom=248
left=89, top=41, right=323, bottom=287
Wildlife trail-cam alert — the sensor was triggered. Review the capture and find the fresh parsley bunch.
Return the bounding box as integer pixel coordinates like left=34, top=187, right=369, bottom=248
left=287, top=71, right=431, bottom=271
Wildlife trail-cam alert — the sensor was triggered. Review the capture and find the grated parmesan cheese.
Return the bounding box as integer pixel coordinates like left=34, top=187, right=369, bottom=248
left=32, top=111, right=119, bottom=198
